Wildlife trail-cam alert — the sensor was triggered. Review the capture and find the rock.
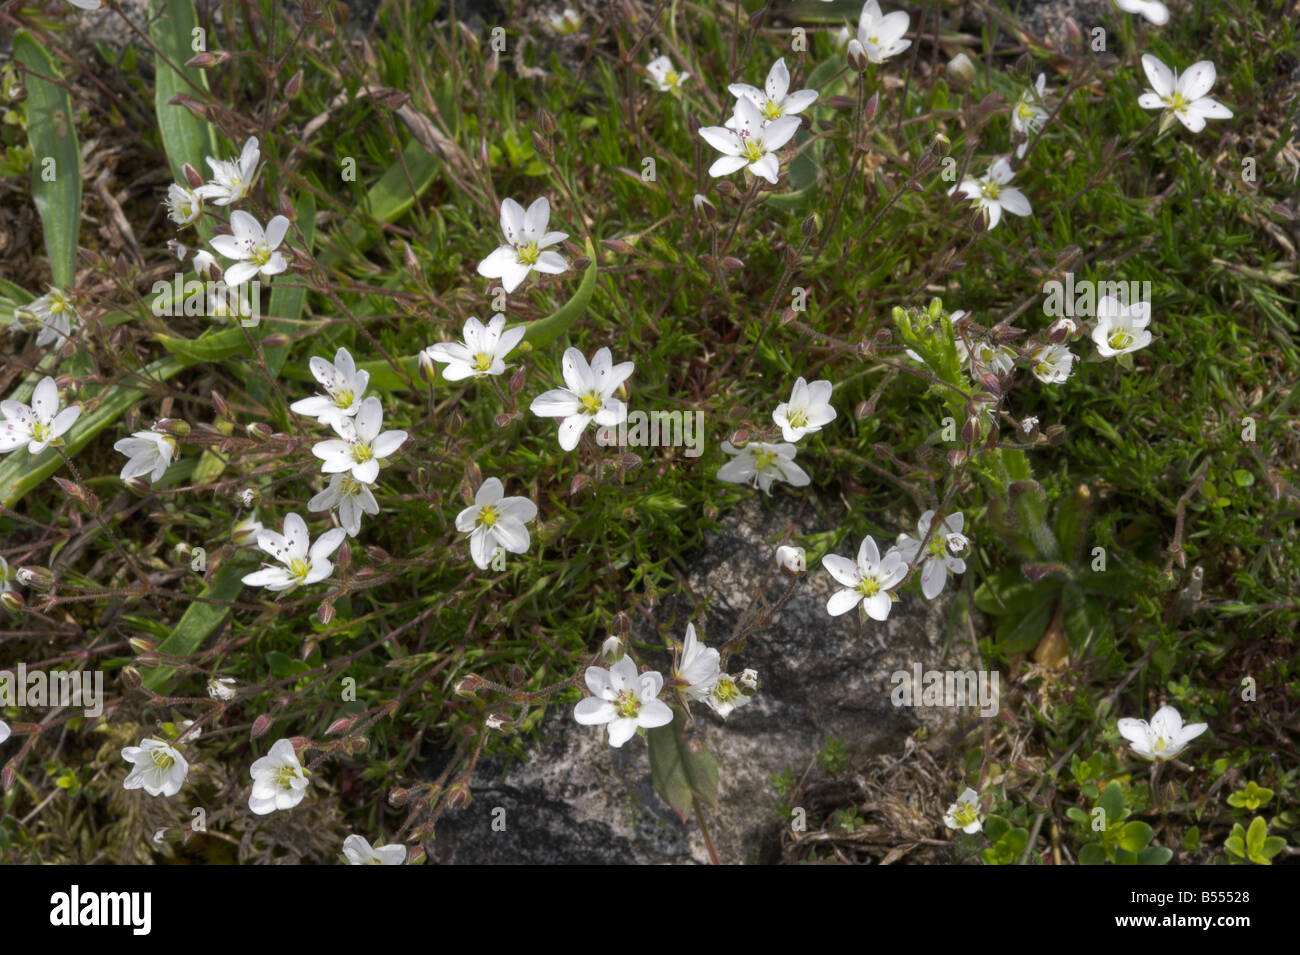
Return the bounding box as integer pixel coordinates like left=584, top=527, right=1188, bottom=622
left=431, top=496, right=984, bottom=864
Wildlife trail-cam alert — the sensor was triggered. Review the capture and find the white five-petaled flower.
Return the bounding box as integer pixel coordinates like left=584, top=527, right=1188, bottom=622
left=1012, top=73, right=1050, bottom=158
left=198, top=136, right=261, bottom=206
left=1117, top=705, right=1207, bottom=762
left=309, top=473, right=379, bottom=538
left=848, top=0, right=912, bottom=65
left=646, top=54, right=689, bottom=91
left=896, top=510, right=967, bottom=600
left=1137, top=55, right=1232, bottom=133
left=477, top=197, right=569, bottom=295
left=0, top=376, right=81, bottom=456
left=121, top=738, right=189, bottom=798
left=290, top=347, right=370, bottom=429
left=943, top=787, right=983, bottom=834
left=455, top=477, right=538, bottom=570
left=675, top=623, right=720, bottom=703
left=17, top=288, right=82, bottom=349
left=529, top=347, right=633, bottom=451
left=822, top=535, right=907, bottom=618
left=573, top=654, right=674, bottom=747
left=209, top=209, right=290, bottom=286
left=950, top=157, right=1032, bottom=230
left=700, top=97, right=800, bottom=185
left=248, top=737, right=310, bottom=814
left=312, top=396, right=408, bottom=484
left=241, top=512, right=346, bottom=592
left=343, top=834, right=407, bottom=865
left=1092, top=296, right=1153, bottom=357
left=727, top=57, right=819, bottom=125
left=1031, top=343, right=1076, bottom=384
left=773, top=376, right=837, bottom=442
left=705, top=673, right=753, bottom=719
left=114, top=431, right=177, bottom=484
left=717, top=440, right=811, bottom=494
left=423, top=314, right=525, bottom=381
left=164, top=182, right=204, bottom=226
left=1115, top=0, right=1170, bottom=26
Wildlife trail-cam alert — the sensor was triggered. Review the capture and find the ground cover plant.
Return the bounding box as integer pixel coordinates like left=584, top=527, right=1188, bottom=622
left=0, top=0, right=1297, bottom=866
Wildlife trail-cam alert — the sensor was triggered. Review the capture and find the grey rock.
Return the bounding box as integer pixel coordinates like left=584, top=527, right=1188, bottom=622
left=432, top=497, right=984, bottom=864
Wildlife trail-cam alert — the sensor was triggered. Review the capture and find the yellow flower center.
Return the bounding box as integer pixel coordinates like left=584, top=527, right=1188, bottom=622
left=786, top=409, right=808, bottom=429
left=478, top=505, right=499, bottom=528
left=275, top=765, right=299, bottom=790
left=855, top=576, right=881, bottom=597
left=580, top=391, right=602, bottom=414
left=713, top=677, right=739, bottom=702
left=980, top=181, right=1002, bottom=199
left=664, top=70, right=680, bottom=87
left=351, top=442, right=374, bottom=464
left=150, top=747, right=175, bottom=771
left=926, top=536, right=948, bottom=558
left=762, top=100, right=784, bottom=120
left=472, top=352, right=494, bottom=373
left=953, top=803, right=978, bottom=827
left=517, top=242, right=540, bottom=266
left=753, top=449, right=778, bottom=470
left=742, top=138, right=765, bottom=162
left=1153, top=735, right=1168, bottom=752
left=333, top=389, right=354, bottom=408
left=251, top=244, right=271, bottom=267
left=1108, top=330, right=1134, bottom=351
left=1167, top=91, right=1190, bottom=113
left=31, top=420, right=52, bottom=443
left=288, top=557, right=311, bottom=579
left=614, top=689, right=641, bottom=719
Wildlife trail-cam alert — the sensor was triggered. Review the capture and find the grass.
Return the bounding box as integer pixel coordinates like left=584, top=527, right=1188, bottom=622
left=0, top=0, right=1296, bottom=864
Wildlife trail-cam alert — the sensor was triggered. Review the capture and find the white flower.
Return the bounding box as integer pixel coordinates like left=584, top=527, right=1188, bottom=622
left=309, top=473, right=379, bottom=538
left=248, top=738, right=310, bottom=814
left=775, top=544, right=807, bottom=573
left=423, top=314, right=525, bottom=381
left=290, top=347, right=370, bottom=429
left=958, top=339, right=1017, bottom=379
left=646, top=54, right=689, bottom=91
left=1031, top=343, right=1076, bottom=383
left=209, top=209, right=289, bottom=286
left=950, top=157, right=1032, bottom=230
left=476, top=197, right=569, bottom=295
left=699, top=98, right=800, bottom=185
left=1117, top=705, right=1207, bottom=762
left=114, top=431, right=177, bottom=484
left=943, top=787, right=982, bottom=834
left=705, top=673, right=753, bottom=719
left=1012, top=73, right=1050, bottom=158
left=207, top=677, right=237, bottom=701
left=0, top=720, right=10, bottom=744
left=573, top=655, right=673, bottom=747
left=896, top=511, right=967, bottom=600
left=1092, top=296, right=1153, bottom=357
left=0, top=376, right=81, bottom=455
left=727, top=57, right=819, bottom=124
left=17, top=288, right=81, bottom=349
left=1137, top=55, right=1232, bottom=133
left=311, top=396, right=408, bottom=484
left=1115, top=0, right=1170, bottom=26
left=716, top=440, right=810, bottom=494
left=198, top=136, right=260, bottom=206
left=773, top=376, right=837, bottom=441
left=232, top=515, right=263, bottom=545
left=342, top=834, right=407, bottom=865
left=1047, top=317, right=1078, bottom=339
left=546, top=7, right=583, bottom=34
left=675, top=623, right=720, bottom=702
left=454, top=477, right=538, bottom=570
left=529, top=346, right=633, bottom=451
left=849, top=0, right=912, bottom=64
left=193, top=249, right=218, bottom=278
left=241, top=512, right=346, bottom=592
left=164, top=182, right=204, bottom=226
left=121, top=738, right=189, bottom=798
left=739, top=668, right=759, bottom=691
left=821, top=535, right=907, bottom=618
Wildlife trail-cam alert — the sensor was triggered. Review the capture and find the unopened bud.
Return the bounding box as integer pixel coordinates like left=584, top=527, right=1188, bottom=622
left=0, top=590, right=24, bottom=613
left=388, top=786, right=410, bottom=807
left=129, top=636, right=157, bottom=655
left=946, top=53, right=976, bottom=89
left=318, top=600, right=335, bottom=626
left=284, top=69, right=303, bottom=98
left=183, top=162, right=205, bottom=189
left=601, top=635, right=623, bottom=663
left=15, top=566, right=54, bottom=591
left=250, top=714, right=273, bottom=739
left=246, top=422, right=272, bottom=441
left=846, top=39, right=869, bottom=73
left=775, top=544, right=806, bottom=575
left=453, top=674, right=484, bottom=698
left=121, top=666, right=143, bottom=689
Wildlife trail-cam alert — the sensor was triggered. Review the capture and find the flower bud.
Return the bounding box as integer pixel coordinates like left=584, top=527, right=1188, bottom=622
left=318, top=600, right=335, bottom=626
left=692, top=193, right=716, bottom=221
left=283, top=69, right=303, bottom=98
left=182, top=162, right=205, bottom=189
left=846, top=39, right=869, bottom=73
left=946, top=53, right=976, bottom=89
left=120, top=666, right=143, bottom=689
left=208, top=677, right=237, bottom=701
left=453, top=674, right=484, bottom=698
left=129, top=636, right=157, bottom=655
left=1, top=589, right=25, bottom=613
left=245, top=422, right=272, bottom=442
left=775, top=544, right=806, bottom=574
left=600, top=635, right=623, bottom=663
left=739, top=668, right=759, bottom=691
left=15, top=566, right=54, bottom=592
left=250, top=714, right=273, bottom=739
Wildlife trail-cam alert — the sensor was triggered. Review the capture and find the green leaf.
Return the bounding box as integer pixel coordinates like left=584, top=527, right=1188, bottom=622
left=319, top=139, right=440, bottom=267
left=1054, top=483, right=1094, bottom=564
left=150, top=0, right=218, bottom=184
left=520, top=237, right=599, bottom=348
left=647, top=709, right=718, bottom=822
left=1078, top=842, right=1107, bottom=865
left=14, top=31, right=81, bottom=289
left=1119, top=820, right=1154, bottom=853
left=155, top=325, right=250, bottom=364
left=984, top=813, right=1010, bottom=842
left=1099, top=780, right=1124, bottom=826
left=1138, top=846, right=1173, bottom=865
left=143, top=557, right=253, bottom=693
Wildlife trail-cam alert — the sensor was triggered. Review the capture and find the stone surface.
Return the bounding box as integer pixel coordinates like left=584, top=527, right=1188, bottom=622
left=431, top=497, right=981, bottom=864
